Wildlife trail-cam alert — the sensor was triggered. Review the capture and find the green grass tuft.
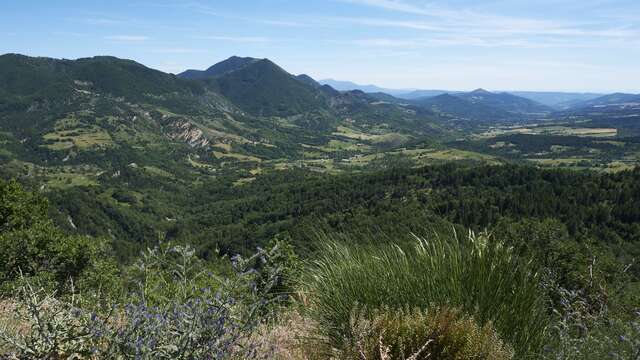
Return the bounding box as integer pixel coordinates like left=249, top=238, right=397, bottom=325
left=303, top=230, right=549, bottom=357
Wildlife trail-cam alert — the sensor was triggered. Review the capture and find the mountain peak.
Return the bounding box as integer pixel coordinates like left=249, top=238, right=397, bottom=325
left=178, top=56, right=265, bottom=80
left=471, top=88, right=491, bottom=94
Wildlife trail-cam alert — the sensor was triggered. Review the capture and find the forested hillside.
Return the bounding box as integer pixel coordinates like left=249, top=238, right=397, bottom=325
left=1, top=52, right=639, bottom=359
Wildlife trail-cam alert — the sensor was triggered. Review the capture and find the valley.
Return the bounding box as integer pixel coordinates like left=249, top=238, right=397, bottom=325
left=1, top=52, right=639, bottom=359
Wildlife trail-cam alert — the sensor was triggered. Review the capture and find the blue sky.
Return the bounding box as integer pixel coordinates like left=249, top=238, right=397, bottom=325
left=1, top=0, right=639, bottom=92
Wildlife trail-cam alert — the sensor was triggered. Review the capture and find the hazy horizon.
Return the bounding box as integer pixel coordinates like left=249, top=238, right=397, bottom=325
left=2, top=0, right=639, bottom=93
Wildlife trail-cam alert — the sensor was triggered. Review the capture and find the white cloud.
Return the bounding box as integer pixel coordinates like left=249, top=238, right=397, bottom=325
left=104, top=35, right=149, bottom=42
left=85, top=17, right=124, bottom=25
left=198, top=35, right=271, bottom=43
left=337, top=0, right=436, bottom=16
left=335, top=0, right=639, bottom=46
left=150, top=48, right=209, bottom=54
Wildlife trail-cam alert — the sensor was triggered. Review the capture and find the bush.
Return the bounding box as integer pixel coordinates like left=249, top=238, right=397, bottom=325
left=304, top=230, right=549, bottom=357
left=345, top=306, right=514, bottom=360
left=0, top=180, right=119, bottom=298
left=542, top=280, right=640, bottom=359
left=0, top=281, right=97, bottom=359
left=0, top=242, right=292, bottom=359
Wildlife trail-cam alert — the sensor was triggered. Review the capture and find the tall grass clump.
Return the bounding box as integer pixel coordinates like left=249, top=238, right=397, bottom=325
left=304, top=230, right=549, bottom=357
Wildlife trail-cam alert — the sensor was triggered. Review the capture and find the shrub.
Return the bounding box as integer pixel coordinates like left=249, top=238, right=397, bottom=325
left=0, top=180, right=119, bottom=298
left=0, top=280, right=97, bottom=359
left=542, top=280, right=640, bottom=359
left=0, top=243, right=292, bottom=359
left=345, top=306, right=514, bottom=360
left=304, top=230, right=549, bottom=357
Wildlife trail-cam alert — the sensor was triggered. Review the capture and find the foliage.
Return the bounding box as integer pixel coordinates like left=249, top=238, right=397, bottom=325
left=304, top=230, right=549, bottom=357
left=0, top=241, right=293, bottom=359
left=0, top=280, right=97, bottom=359
left=0, top=180, right=118, bottom=297
left=344, top=306, right=514, bottom=360
left=542, top=279, right=640, bottom=359
left=254, top=236, right=302, bottom=305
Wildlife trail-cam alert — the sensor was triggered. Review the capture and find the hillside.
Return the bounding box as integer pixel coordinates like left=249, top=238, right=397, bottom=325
left=205, top=59, right=329, bottom=117
left=0, top=53, right=455, bottom=188
left=568, top=92, right=640, bottom=109
left=178, top=56, right=261, bottom=80
left=1, top=54, right=639, bottom=360
left=510, top=91, right=603, bottom=109
left=456, top=89, right=553, bottom=114
left=412, top=93, right=513, bottom=122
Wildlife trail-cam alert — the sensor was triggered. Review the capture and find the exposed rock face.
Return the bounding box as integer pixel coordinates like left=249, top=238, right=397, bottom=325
left=165, top=120, right=210, bottom=148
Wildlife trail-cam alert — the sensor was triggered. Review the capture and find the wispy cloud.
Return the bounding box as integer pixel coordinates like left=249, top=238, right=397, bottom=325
left=337, top=0, right=436, bottom=16
left=333, top=17, right=446, bottom=31
left=149, top=1, right=310, bottom=28
left=350, top=36, right=593, bottom=49
left=197, top=35, right=271, bottom=43
left=104, top=35, right=149, bottom=42
left=335, top=0, right=640, bottom=47
left=84, top=17, right=124, bottom=25
left=150, top=48, right=209, bottom=54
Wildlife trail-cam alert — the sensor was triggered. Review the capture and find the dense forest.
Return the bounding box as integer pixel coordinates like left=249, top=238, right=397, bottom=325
left=2, top=164, right=639, bottom=358
left=44, top=164, right=640, bottom=263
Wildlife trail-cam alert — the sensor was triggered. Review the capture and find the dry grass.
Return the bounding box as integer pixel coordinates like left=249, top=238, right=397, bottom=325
left=255, top=311, right=318, bottom=360
left=0, top=300, right=28, bottom=354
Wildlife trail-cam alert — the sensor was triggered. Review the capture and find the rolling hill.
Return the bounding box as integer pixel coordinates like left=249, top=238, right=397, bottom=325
left=412, top=93, right=513, bottom=122
left=568, top=93, right=640, bottom=109
left=456, top=89, right=553, bottom=114
left=509, top=91, right=604, bottom=109
left=318, top=79, right=414, bottom=95
left=201, top=58, right=329, bottom=117
left=0, top=53, right=451, bottom=183
left=178, top=56, right=261, bottom=80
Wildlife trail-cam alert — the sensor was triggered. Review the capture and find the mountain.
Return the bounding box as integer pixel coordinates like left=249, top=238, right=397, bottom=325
left=0, top=53, right=447, bottom=179
left=316, top=78, right=606, bottom=110
left=365, top=92, right=404, bottom=103
left=396, top=90, right=452, bottom=100
left=0, top=53, right=204, bottom=103
left=568, top=93, right=640, bottom=109
left=318, top=79, right=413, bottom=96
left=204, top=58, right=329, bottom=117
left=179, top=57, right=331, bottom=117
left=178, top=56, right=260, bottom=80
left=296, top=74, right=321, bottom=88
left=456, top=89, right=553, bottom=114
left=412, top=93, right=512, bottom=122
left=509, top=91, right=604, bottom=109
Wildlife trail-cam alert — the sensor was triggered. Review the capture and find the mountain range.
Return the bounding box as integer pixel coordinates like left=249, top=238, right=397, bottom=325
left=0, top=54, right=452, bottom=178
left=1, top=52, right=638, bottom=179
left=318, top=79, right=609, bottom=109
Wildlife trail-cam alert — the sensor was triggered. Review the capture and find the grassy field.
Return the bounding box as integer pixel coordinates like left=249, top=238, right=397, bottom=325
left=342, top=148, right=500, bottom=167
left=477, top=125, right=618, bottom=139
left=212, top=151, right=262, bottom=162
left=43, top=127, right=113, bottom=151
left=143, top=166, right=175, bottom=178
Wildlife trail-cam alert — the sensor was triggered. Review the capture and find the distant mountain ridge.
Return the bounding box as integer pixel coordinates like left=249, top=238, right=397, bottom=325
left=412, top=93, right=513, bottom=122
left=178, top=56, right=261, bottom=80
left=0, top=53, right=446, bottom=172
left=568, top=93, right=640, bottom=109
left=509, top=91, right=604, bottom=109
left=318, top=79, right=415, bottom=96
left=456, top=88, right=553, bottom=114
left=318, top=78, right=609, bottom=109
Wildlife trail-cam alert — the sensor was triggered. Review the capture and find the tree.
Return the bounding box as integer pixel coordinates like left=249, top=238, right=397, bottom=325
left=0, top=180, right=118, bottom=298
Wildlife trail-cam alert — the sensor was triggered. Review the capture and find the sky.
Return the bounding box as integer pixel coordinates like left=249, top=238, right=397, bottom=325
left=1, top=0, right=639, bottom=92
